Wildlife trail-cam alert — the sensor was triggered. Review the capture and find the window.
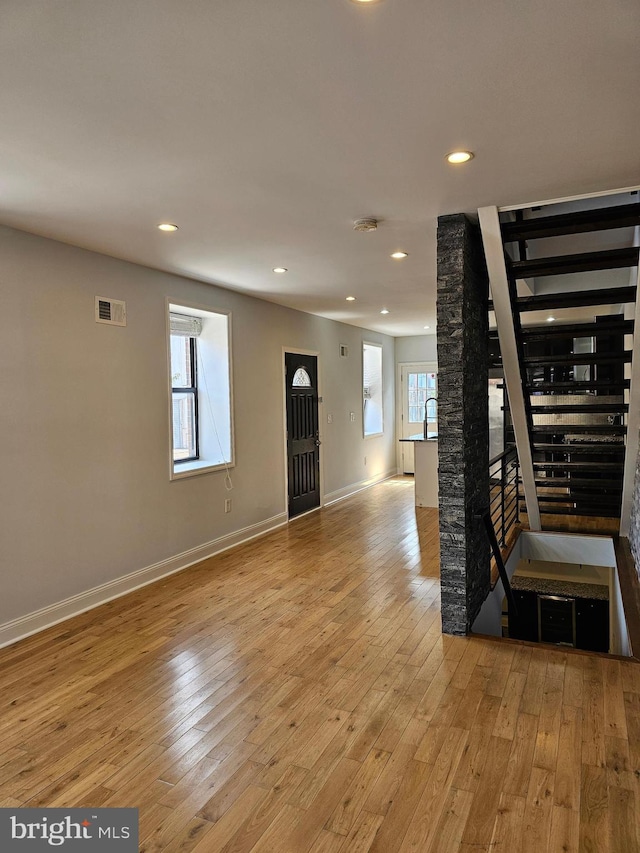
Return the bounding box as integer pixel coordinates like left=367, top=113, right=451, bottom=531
left=363, top=342, right=383, bottom=436
left=171, top=328, right=199, bottom=462
left=168, top=303, right=233, bottom=478
left=292, top=367, right=312, bottom=387
left=408, top=370, right=437, bottom=424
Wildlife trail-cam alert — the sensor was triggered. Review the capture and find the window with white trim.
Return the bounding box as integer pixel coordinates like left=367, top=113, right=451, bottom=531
left=363, top=342, right=383, bottom=437
left=168, top=304, right=233, bottom=478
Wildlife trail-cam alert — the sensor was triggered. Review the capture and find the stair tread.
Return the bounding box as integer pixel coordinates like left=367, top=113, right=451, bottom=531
left=501, top=202, right=640, bottom=242
left=534, top=477, right=623, bottom=488
left=523, top=351, right=632, bottom=366
left=489, top=285, right=637, bottom=313
left=511, top=247, right=639, bottom=278
left=530, top=403, right=628, bottom=413
left=533, top=461, right=624, bottom=470
left=532, top=442, right=625, bottom=453
left=522, top=493, right=622, bottom=505
left=489, top=319, right=635, bottom=341
left=525, top=380, right=630, bottom=392
left=520, top=319, right=634, bottom=339
left=530, top=424, right=627, bottom=434
left=522, top=504, right=621, bottom=518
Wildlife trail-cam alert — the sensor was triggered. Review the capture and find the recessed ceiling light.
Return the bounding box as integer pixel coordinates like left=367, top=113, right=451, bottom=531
left=350, top=0, right=382, bottom=4
left=446, top=151, right=474, bottom=164
left=346, top=296, right=356, bottom=301
left=157, top=223, right=178, bottom=232
left=547, top=316, right=555, bottom=322
left=380, top=309, right=390, bottom=315
left=272, top=267, right=288, bottom=273
left=390, top=251, right=408, bottom=259
left=423, top=325, right=430, bottom=330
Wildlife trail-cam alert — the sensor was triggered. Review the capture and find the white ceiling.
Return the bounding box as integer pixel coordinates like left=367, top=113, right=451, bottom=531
left=1, top=0, right=639, bottom=336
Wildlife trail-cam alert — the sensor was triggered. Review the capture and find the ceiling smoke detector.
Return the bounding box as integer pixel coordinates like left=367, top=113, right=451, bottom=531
left=353, top=218, right=378, bottom=233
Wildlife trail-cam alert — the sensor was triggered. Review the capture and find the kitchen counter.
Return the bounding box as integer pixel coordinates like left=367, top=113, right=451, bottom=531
left=511, top=574, right=609, bottom=601
left=399, top=435, right=438, bottom=507
left=399, top=433, right=439, bottom=442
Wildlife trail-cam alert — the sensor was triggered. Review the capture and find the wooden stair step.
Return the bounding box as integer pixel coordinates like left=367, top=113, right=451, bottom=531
left=520, top=503, right=621, bottom=518
left=534, top=476, right=623, bottom=489
left=520, top=492, right=622, bottom=506
left=531, top=424, right=626, bottom=435
left=510, top=247, right=639, bottom=278
left=519, top=318, right=634, bottom=342
left=525, top=380, right=630, bottom=392
left=501, top=202, right=640, bottom=242
left=523, top=351, right=632, bottom=366
left=489, top=285, right=637, bottom=313
left=530, top=403, right=628, bottom=414
left=489, top=318, right=634, bottom=341
left=532, top=461, right=624, bottom=471
left=531, top=442, right=625, bottom=454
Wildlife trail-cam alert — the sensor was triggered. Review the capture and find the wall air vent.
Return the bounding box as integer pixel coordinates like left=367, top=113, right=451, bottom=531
left=95, top=297, right=126, bottom=326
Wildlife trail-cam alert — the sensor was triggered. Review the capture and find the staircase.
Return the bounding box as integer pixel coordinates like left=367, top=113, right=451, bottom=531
left=487, top=196, right=640, bottom=526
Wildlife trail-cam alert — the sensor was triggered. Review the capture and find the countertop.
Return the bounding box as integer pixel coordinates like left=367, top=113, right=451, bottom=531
left=399, top=434, right=439, bottom=442
left=511, top=574, right=609, bottom=601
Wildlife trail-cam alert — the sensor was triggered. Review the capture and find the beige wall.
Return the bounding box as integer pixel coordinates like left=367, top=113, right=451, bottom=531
left=395, top=334, right=437, bottom=364
left=0, top=226, right=396, bottom=629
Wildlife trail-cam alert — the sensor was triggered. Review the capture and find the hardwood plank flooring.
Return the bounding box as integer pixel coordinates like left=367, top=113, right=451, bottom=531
left=0, top=477, right=639, bottom=851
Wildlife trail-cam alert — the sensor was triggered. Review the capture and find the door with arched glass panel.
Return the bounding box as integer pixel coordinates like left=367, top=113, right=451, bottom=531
left=285, top=352, right=320, bottom=517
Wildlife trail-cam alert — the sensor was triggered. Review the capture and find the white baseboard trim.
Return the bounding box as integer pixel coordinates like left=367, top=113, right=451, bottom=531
left=323, top=469, right=399, bottom=507
left=0, top=512, right=288, bottom=650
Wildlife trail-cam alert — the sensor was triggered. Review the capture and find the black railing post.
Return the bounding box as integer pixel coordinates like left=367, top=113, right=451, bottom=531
left=488, top=446, right=520, bottom=554
left=515, top=456, right=520, bottom=524
left=478, top=510, right=519, bottom=620
left=500, top=454, right=506, bottom=545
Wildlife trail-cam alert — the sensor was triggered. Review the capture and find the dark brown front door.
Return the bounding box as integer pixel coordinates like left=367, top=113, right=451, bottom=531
left=285, top=352, right=320, bottom=518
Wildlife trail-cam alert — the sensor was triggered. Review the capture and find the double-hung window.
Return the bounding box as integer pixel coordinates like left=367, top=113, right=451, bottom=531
left=170, top=315, right=201, bottom=462
left=168, top=304, right=233, bottom=478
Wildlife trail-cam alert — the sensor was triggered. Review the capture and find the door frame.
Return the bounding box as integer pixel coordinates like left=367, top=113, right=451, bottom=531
left=282, top=347, right=324, bottom=519
left=396, top=361, right=437, bottom=474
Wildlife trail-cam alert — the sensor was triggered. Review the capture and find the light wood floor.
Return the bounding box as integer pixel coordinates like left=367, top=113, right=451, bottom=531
left=520, top=508, right=620, bottom=536
left=1, top=477, right=639, bottom=852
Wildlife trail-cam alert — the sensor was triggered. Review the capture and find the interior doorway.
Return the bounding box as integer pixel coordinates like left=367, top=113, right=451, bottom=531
left=285, top=352, right=321, bottom=518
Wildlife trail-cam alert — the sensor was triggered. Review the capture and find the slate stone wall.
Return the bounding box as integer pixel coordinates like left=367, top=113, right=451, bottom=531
left=436, top=213, right=490, bottom=634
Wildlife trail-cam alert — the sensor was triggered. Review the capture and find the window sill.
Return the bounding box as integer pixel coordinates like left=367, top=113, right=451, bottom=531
left=171, top=458, right=234, bottom=481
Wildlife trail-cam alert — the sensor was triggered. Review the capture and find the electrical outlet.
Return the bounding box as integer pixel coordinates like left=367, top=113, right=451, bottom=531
left=224, top=498, right=232, bottom=513
left=350, top=412, right=355, bottom=422
left=364, top=456, right=367, bottom=466
left=327, top=413, right=333, bottom=424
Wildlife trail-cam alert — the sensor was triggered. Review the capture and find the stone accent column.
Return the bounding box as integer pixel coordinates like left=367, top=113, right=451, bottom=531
left=437, top=213, right=490, bottom=634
